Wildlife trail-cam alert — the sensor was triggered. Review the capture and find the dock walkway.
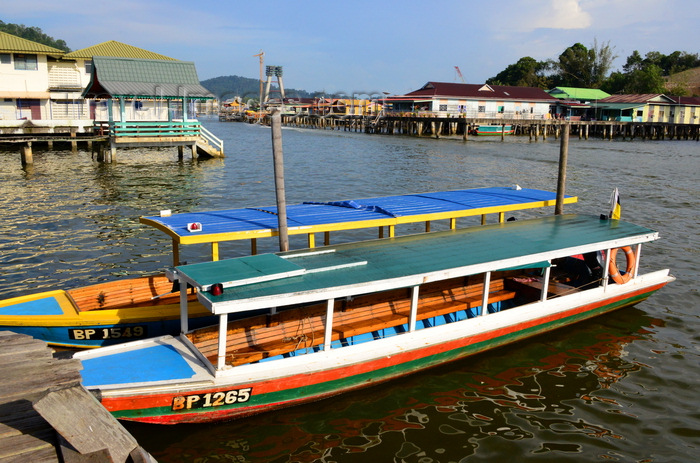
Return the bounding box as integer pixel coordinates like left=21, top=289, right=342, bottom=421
left=0, top=331, right=155, bottom=463
left=274, top=113, right=700, bottom=141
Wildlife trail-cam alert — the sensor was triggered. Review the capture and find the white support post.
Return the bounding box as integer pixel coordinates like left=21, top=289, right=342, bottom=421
left=217, top=313, right=228, bottom=371
left=179, top=276, right=188, bottom=334
left=481, top=272, right=491, bottom=316
left=409, top=286, right=419, bottom=332
left=540, top=266, right=551, bottom=302
left=324, top=299, right=334, bottom=351
left=603, top=248, right=612, bottom=290
left=633, top=243, right=642, bottom=278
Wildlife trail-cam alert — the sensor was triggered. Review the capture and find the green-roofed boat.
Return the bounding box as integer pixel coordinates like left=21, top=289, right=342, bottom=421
left=0, top=187, right=575, bottom=348
left=73, top=213, right=673, bottom=424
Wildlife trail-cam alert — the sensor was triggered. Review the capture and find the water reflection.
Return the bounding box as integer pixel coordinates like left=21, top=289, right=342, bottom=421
left=127, top=309, right=659, bottom=462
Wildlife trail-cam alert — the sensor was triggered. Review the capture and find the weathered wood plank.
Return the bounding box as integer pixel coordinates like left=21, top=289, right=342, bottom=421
left=0, top=428, right=57, bottom=461
left=32, top=386, right=138, bottom=463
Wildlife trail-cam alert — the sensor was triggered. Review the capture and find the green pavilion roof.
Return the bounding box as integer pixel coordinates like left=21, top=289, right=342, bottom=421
left=82, top=56, right=214, bottom=100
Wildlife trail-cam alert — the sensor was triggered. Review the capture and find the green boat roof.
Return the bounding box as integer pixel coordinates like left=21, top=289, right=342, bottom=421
left=175, top=214, right=659, bottom=314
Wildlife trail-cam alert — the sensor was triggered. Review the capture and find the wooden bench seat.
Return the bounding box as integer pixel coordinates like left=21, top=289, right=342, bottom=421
left=192, top=276, right=518, bottom=367
left=506, top=277, right=579, bottom=298
left=67, top=274, right=186, bottom=311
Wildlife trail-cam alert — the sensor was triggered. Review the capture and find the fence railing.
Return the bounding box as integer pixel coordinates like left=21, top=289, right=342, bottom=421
left=199, top=124, right=224, bottom=154
left=94, top=121, right=202, bottom=137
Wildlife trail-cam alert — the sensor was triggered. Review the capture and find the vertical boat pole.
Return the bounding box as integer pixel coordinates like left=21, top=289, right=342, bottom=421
left=555, top=122, right=570, bottom=215
left=271, top=109, right=289, bottom=251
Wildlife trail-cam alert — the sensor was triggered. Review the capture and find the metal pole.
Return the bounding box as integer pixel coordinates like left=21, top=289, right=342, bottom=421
left=271, top=109, right=289, bottom=251
left=555, top=122, right=569, bottom=215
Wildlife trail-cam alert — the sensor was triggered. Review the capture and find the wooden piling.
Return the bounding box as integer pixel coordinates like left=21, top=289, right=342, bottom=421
left=555, top=123, right=570, bottom=215
left=271, top=109, right=289, bottom=252
left=20, top=142, right=33, bottom=166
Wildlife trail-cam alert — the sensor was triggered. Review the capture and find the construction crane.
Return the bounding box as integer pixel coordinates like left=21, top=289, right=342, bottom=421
left=253, top=50, right=264, bottom=109
left=454, top=66, right=465, bottom=83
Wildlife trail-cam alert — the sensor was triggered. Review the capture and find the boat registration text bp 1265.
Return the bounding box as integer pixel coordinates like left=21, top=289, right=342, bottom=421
left=171, top=388, right=253, bottom=411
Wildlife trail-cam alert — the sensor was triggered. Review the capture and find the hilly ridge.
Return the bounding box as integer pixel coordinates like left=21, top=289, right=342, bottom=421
left=200, top=75, right=316, bottom=101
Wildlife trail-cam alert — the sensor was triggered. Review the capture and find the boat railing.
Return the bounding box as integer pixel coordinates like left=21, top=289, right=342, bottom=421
left=189, top=275, right=519, bottom=369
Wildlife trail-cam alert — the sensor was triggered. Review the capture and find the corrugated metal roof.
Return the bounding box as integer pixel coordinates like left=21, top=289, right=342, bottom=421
left=0, top=30, right=64, bottom=55
left=399, top=82, right=558, bottom=102
left=598, top=94, right=674, bottom=104
left=177, top=214, right=658, bottom=311
left=83, top=56, right=214, bottom=99
left=141, top=187, right=577, bottom=245
left=64, top=40, right=175, bottom=60
left=548, top=87, right=611, bottom=101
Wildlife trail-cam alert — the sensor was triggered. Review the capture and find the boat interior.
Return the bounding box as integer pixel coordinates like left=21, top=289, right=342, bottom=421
left=67, top=275, right=196, bottom=311
left=187, top=254, right=611, bottom=369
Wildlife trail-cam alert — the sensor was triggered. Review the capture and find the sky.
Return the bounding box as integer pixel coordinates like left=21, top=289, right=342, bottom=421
left=2, top=0, right=698, bottom=97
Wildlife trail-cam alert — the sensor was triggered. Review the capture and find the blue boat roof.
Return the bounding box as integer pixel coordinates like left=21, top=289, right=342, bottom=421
left=141, top=187, right=577, bottom=246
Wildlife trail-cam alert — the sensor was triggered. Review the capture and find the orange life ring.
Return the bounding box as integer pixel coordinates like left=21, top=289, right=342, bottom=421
left=608, top=246, right=636, bottom=284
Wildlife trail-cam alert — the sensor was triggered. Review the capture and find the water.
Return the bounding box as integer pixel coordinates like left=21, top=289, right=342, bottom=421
left=1, top=121, right=698, bottom=462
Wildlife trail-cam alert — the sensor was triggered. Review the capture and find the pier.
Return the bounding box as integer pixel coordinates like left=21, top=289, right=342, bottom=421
left=273, top=114, right=700, bottom=141
left=0, top=121, right=223, bottom=166
left=0, top=331, right=156, bottom=463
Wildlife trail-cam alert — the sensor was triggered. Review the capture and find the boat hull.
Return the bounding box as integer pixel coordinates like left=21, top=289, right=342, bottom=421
left=86, top=276, right=670, bottom=424
left=0, top=284, right=215, bottom=348
left=475, top=124, right=514, bottom=135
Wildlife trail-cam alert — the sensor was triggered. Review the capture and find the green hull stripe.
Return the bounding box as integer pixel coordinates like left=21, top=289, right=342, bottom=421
left=112, top=292, right=652, bottom=421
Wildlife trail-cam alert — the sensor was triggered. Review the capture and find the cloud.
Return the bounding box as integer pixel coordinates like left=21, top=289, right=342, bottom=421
left=495, top=0, right=592, bottom=33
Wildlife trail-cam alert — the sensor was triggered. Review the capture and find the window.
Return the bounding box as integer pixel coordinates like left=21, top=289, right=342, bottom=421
left=85, top=61, right=92, bottom=74
left=439, top=104, right=447, bottom=111
left=0, top=54, right=10, bottom=64
left=14, top=54, right=38, bottom=70
left=478, top=105, right=486, bottom=113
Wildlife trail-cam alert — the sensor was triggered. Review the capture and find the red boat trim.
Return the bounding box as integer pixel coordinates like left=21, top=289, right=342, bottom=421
left=99, top=284, right=665, bottom=423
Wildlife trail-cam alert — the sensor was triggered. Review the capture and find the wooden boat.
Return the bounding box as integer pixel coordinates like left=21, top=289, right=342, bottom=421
left=471, top=124, right=514, bottom=136
left=0, top=275, right=217, bottom=348
left=0, top=187, right=576, bottom=348
left=73, top=213, right=673, bottom=424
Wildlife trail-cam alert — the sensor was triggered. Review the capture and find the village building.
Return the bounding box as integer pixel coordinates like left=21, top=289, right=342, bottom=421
left=0, top=32, right=215, bottom=132
left=387, top=82, right=559, bottom=119
left=547, top=87, right=611, bottom=121
left=0, top=30, right=66, bottom=122
left=594, top=94, right=680, bottom=122
left=669, top=96, right=700, bottom=124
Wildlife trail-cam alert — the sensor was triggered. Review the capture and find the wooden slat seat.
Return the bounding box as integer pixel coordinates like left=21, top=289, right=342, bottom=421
left=191, top=277, right=518, bottom=367
left=506, top=277, right=579, bottom=298
left=67, top=274, right=184, bottom=311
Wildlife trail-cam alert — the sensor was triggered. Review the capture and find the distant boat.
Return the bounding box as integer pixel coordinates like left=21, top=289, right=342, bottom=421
left=74, top=213, right=673, bottom=424
left=471, top=124, right=514, bottom=136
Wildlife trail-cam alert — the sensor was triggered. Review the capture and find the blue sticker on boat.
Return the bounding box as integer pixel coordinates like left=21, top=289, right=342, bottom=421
left=0, top=296, right=64, bottom=316
left=80, top=344, right=195, bottom=386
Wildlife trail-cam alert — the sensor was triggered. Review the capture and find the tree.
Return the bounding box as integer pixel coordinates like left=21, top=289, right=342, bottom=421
left=602, top=65, right=666, bottom=94
left=0, top=21, right=70, bottom=51
left=551, top=40, right=616, bottom=88
left=486, top=57, right=551, bottom=88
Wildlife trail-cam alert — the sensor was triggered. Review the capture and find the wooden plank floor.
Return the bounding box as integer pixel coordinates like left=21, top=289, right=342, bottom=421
left=0, top=331, right=156, bottom=463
